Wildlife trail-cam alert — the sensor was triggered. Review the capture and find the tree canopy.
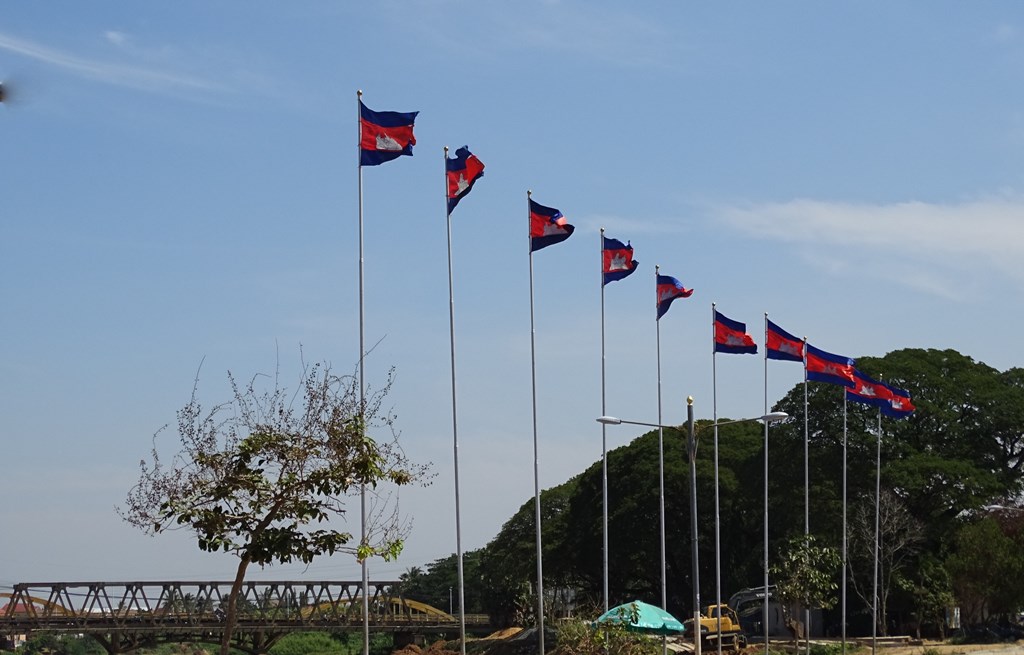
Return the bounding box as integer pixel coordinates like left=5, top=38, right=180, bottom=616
left=120, top=361, right=431, bottom=655
left=446, top=348, right=1024, bottom=635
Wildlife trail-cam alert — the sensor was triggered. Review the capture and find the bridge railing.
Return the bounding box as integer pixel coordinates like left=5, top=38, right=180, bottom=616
left=0, top=581, right=484, bottom=633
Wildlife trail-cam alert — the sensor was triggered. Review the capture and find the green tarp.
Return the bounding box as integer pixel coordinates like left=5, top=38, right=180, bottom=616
left=593, top=600, right=686, bottom=635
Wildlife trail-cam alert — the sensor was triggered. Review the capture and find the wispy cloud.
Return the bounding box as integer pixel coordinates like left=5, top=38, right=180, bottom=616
left=992, top=22, right=1017, bottom=45
left=0, top=31, right=225, bottom=95
left=576, top=213, right=691, bottom=236
left=713, top=196, right=1024, bottom=296
left=397, top=0, right=682, bottom=69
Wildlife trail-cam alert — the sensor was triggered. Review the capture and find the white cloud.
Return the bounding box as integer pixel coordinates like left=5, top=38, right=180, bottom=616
left=397, top=0, right=681, bottom=69
left=104, top=30, right=128, bottom=46
left=713, top=196, right=1024, bottom=293
left=0, top=31, right=224, bottom=95
left=992, top=22, right=1017, bottom=44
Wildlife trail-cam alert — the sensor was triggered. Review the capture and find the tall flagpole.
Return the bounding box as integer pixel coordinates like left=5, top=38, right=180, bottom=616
left=872, top=410, right=881, bottom=655
left=655, top=266, right=668, bottom=655
left=763, top=314, right=770, bottom=653
left=802, top=337, right=810, bottom=653
left=841, top=389, right=849, bottom=655
left=443, top=147, right=467, bottom=655
left=356, top=89, right=370, bottom=655
left=527, top=191, right=546, bottom=655
left=688, top=396, right=702, bottom=655
left=600, top=227, right=609, bottom=614
left=711, top=302, right=722, bottom=655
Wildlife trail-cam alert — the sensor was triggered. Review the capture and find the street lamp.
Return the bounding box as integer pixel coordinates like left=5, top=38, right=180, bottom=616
left=983, top=504, right=1024, bottom=512
left=597, top=401, right=788, bottom=655
left=711, top=411, right=787, bottom=655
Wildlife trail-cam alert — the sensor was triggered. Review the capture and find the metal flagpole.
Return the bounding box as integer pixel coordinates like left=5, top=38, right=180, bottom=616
left=711, top=302, right=722, bottom=655
left=872, top=410, right=881, bottom=655
left=356, top=89, right=370, bottom=655
left=687, top=397, right=702, bottom=655
left=443, top=147, right=467, bottom=655
left=842, top=390, right=848, bottom=655
left=763, top=314, right=770, bottom=654
left=802, top=337, right=810, bottom=654
left=527, top=191, right=546, bottom=655
left=600, top=227, right=609, bottom=614
left=655, top=266, right=667, bottom=655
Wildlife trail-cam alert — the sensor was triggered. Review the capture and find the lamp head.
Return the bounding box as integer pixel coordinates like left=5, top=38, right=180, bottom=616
left=596, top=416, right=623, bottom=425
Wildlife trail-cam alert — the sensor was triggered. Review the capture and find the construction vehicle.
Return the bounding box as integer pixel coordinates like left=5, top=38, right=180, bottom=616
left=684, top=604, right=747, bottom=651
left=729, top=585, right=787, bottom=637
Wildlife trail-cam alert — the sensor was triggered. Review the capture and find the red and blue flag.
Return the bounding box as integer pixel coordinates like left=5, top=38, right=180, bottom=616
left=882, top=384, right=915, bottom=419
left=602, top=236, right=638, bottom=285
left=530, top=200, right=574, bottom=251
left=846, top=369, right=893, bottom=408
left=714, top=311, right=757, bottom=354
left=806, top=344, right=856, bottom=387
left=766, top=319, right=804, bottom=362
left=359, top=101, right=418, bottom=166
left=656, top=274, right=693, bottom=320
left=446, top=146, right=485, bottom=214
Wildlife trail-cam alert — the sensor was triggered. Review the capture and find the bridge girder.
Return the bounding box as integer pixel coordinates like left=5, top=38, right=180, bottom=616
left=0, top=581, right=492, bottom=654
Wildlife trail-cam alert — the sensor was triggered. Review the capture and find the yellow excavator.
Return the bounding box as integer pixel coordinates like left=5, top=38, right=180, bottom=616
left=684, top=604, right=748, bottom=651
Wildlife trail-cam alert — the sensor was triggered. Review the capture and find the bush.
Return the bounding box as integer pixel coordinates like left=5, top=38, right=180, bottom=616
left=556, top=619, right=662, bottom=655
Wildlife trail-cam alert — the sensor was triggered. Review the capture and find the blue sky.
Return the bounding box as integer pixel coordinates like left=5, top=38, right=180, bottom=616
left=3, top=2, right=1024, bottom=587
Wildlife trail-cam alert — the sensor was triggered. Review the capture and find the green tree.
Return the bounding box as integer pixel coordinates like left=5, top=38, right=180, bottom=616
left=398, top=550, right=486, bottom=614
left=21, top=634, right=103, bottom=655
left=120, top=361, right=430, bottom=655
left=461, top=348, right=1024, bottom=637
left=269, top=632, right=349, bottom=655
left=897, top=553, right=954, bottom=639
left=946, top=514, right=1024, bottom=623
left=771, top=534, right=841, bottom=647
left=480, top=482, right=578, bottom=625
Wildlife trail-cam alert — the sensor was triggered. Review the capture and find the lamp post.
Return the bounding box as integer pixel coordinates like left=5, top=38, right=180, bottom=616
left=711, top=410, right=787, bottom=655
left=597, top=401, right=788, bottom=655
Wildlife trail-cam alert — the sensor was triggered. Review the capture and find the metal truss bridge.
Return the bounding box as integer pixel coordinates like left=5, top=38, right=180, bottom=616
left=0, top=581, right=492, bottom=654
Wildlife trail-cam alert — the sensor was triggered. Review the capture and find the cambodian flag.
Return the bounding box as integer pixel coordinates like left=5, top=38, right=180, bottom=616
left=882, top=384, right=916, bottom=419
left=656, top=274, right=693, bottom=320
left=602, top=236, right=638, bottom=285
left=446, top=146, right=485, bottom=214
left=714, top=311, right=757, bottom=354
left=846, top=369, right=893, bottom=408
left=359, top=101, right=418, bottom=166
left=766, top=319, right=804, bottom=362
left=530, top=199, right=574, bottom=251
left=805, top=344, right=856, bottom=387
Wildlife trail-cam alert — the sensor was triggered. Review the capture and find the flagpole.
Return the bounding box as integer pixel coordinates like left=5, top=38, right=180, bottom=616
left=600, top=227, right=609, bottom=614
left=527, top=191, right=546, bottom=655
left=356, top=89, right=370, bottom=655
left=842, top=389, right=848, bottom=655
left=802, top=337, right=810, bottom=653
left=711, top=302, right=722, bottom=655
left=872, top=409, right=881, bottom=655
left=655, top=266, right=668, bottom=655
left=763, top=313, right=770, bottom=653
left=443, top=146, right=467, bottom=655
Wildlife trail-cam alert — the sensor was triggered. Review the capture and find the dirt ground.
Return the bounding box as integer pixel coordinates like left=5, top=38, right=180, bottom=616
left=883, top=641, right=1024, bottom=655
left=392, top=634, right=1024, bottom=655
left=742, top=640, right=1024, bottom=655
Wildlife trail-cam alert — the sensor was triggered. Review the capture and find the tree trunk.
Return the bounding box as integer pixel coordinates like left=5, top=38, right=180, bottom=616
left=221, top=555, right=252, bottom=655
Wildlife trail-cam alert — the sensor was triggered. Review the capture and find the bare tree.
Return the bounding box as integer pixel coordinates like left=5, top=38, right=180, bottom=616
left=120, top=360, right=431, bottom=655
left=848, top=489, right=923, bottom=636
